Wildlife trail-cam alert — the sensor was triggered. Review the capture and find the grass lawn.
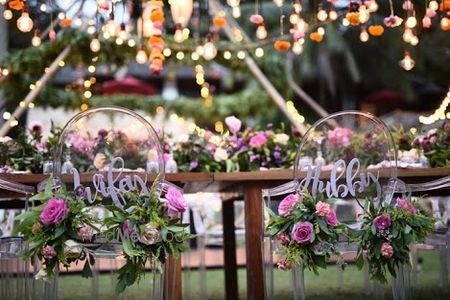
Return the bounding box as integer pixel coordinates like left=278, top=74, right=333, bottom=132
left=54, top=249, right=449, bottom=299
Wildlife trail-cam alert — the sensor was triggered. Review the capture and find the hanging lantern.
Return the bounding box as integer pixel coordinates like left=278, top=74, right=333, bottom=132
left=170, top=0, right=193, bottom=28
left=399, top=51, right=415, bottom=71
left=136, top=46, right=148, bottom=64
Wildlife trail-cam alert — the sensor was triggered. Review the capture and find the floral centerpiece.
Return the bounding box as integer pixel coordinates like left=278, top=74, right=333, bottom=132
left=266, top=191, right=347, bottom=273
left=419, top=121, right=450, bottom=167
left=355, top=196, right=435, bottom=283
left=14, top=177, right=193, bottom=293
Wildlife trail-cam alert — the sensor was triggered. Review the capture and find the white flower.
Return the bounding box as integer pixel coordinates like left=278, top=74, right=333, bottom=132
left=35, top=268, right=51, bottom=282
left=274, top=133, right=289, bottom=145
left=214, top=148, right=229, bottom=161
left=139, top=224, right=161, bottom=245
left=63, top=239, right=83, bottom=259
left=0, top=136, right=12, bottom=143
left=93, top=153, right=106, bottom=170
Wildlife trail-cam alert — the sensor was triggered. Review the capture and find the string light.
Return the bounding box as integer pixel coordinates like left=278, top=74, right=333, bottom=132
left=176, top=51, right=185, bottom=60
left=3, top=112, right=11, bottom=120
left=17, top=11, right=34, bottom=32
left=136, top=47, right=148, bottom=64
left=127, top=39, right=136, bottom=47
left=90, top=36, right=101, bottom=52
left=286, top=100, right=306, bottom=124
left=31, top=31, right=41, bottom=47
left=419, top=88, right=450, bottom=124
left=255, top=47, right=264, bottom=58
left=3, top=9, right=12, bottom=20
left=223, top=51, right=232, bottom=60
left=399, top=51, right=415, bottom=71
left=237, top=50, right=245, bottom=59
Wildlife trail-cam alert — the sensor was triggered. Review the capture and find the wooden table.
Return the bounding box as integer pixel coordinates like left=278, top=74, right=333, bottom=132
left=2, top=168, right=450, bottom=300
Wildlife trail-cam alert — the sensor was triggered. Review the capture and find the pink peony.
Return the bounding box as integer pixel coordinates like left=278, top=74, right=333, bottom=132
left=165, top=187, right=188, bottom=217
left=40, top=198, right=68, bottom=225
left=325, top=209, right=339, bottom=226
left=291, top=221, right=314, bottom=244
left=395, top=197, right=416, bottom=214
left=373, top=214, right=391, bottom=230
left=315, top=201, right=331, bottom=217
left=41, top=245, right=57, bottom=260
left=327, top=127, right=353, bottom=147
left=225, top=116, right=242, bottom=134
left=381, top=242, right=394, bottom=258
left=276, top=232, right=291, bottom=245
left=249, top=14, right=264, bottom=25
left=249, top=133, right=268, bottom=148
left=278, top=194, right=300, bottom=216
left=78, top=225, right=94, bottom=241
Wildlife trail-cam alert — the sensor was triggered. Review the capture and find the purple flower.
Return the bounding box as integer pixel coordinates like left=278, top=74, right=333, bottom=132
left=39, top=198, right=68, bottom=225
left=395, top=197, right=416, bottom=214
left=75, top=185, right=85, bottom=199
left=190, top=161, right=198, bottom=170
left=225, top=116, right=242, bottom=134
left=373, top=214, right=391, bottom=230
left=41, top=245, right=57, bottom=260
left=97, top=129, right=108, bottom=138
left=325, top=210, right=339, bottom=226
left=278, top=194, right=300, bottom=216
left=122, top=219, right=136, bottom=236
left=165, top=187, right=188, bottom=217
left=78, top=225, right=94, bottom=241
left=249, top=133, right=268, bottom=148
left=291, top=221, right=314, bottom=244
left=250, top=154, right=260, bottom=162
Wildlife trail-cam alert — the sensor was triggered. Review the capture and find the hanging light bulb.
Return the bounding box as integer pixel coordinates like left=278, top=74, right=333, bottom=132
left=317, top=10, right=328, bottom=22
left=273, top=0, right=283, bottom=7
left=170, top=0, right=193, bottom=28
left=399, top=52, right=415, bottom=71
left=196, top=45, right=204, bottom=56
left=255, top=47, right=264, bottom=57
left=405, top=16, right=417, bottom=28
left=403, top=28, right=413, bottom=43
left=429, top=1, right=439, bottom=10
left=17, top=10, right=34, bottom=32
left=367, top=0, right=378, bottom=12
left=290, top=12, right=300, bottom=24
left=329, top=10, right=338, bottom=21
left=103, top=20, right=119, bottom=36
left=232, top=6, right=241, bottom=18
left=293, top=2, right=302, bottom=13
left=3, top=9, right=12, bottom=20
left=203, top=41, right=217, bottom=61
left=360, top=29, right=369, bottom=42
left=40, top=3, right=47, bottom=12
left=223, top=50, right=232, bottom=60
left=292, top=42, right=303, bottom=55
left=136, top=46, right=148, bottom=64
left=410, top=36, right=419, bottom=46
left=174, top=27, right=184, bottom=43
left=31, top=30, right=41, bottom=47
left=256, top=25, right=267, bottom=39
left=90, top=35, right=101, bottom=52
left=359, top=6, right=370, bottom=23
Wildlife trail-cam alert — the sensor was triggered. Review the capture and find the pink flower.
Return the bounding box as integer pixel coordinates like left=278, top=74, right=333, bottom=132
left=39, top=198, right=68, bottom=225
left=165, top=187, right=187, bottom=217
left=426, top=8, right=437, bottom=18
left=422, top=17, right=432, bottom=28
left=249, top=133, right=267, bottom=148
left=41, top=245, right=57, bottom=260
left=78, top=225, right=94, bottom=241
left=28, top=121, right=44, bottom=135
left=291, top=221, right=314, bottom=244
left=402, top=0, right=414, bottom=10
left=373, top=214, right=391, bottom=230
left=225, top=116, right=242, bottom=134
left=278, top=194, right=300, bottom=216
left=381, top=242, right=394, bottom=258
left=249, top=14, right=264, bottom=25
left=277, top=260, right=292, bottom=270
left=276, top=232, right=291, bottom=245
left=325, top=209, right=339, bottom=226
left=395, top=197, right=416, bottom=214
left=327, top=127, right=353, bottom=147
left=122, top=219, right=136, bottom=236
left=315, top=201, right=331, bottom=217
left=384, top=15, right=403, bottom=27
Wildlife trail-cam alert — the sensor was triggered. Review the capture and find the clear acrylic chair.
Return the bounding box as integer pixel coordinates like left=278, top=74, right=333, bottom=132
left=0, top=177, right=36, bottom=300
left=262, top=111, right=400, bottom=300
left=51, top=105, right=181, bottom=300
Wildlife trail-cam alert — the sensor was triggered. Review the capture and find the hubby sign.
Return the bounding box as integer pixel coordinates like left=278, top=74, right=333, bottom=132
left=298, top=157, right=382, bottom=201
left=70, top=157, right=153, bottom=209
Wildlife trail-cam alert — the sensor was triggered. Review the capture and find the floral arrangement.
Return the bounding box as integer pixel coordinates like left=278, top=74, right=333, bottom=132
left=355, top=196, right=435, bottom=283
left=419, top=122, right=450, bottom=167
left=13, top=177, right=193, bottom=293
left=265, top=191, right=347, bottom=274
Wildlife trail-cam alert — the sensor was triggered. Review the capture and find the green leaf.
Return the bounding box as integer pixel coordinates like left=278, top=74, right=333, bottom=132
left=122, top=239, right=139, bottom=258
left=54, top=226, right=66, bottom=239
left=404, top=225, right=412, bottom=234
left=355, top=252, right=364, bottom=270
left=81, top=260, right=93, bottom=278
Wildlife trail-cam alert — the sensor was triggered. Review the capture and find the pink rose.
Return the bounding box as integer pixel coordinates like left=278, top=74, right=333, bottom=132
left=327, top=127, right=353, bottom=147
left=277, top=260, right=292, bottom=270
left=325, top=209, right=339, bottom=226
left=278, top=194, right=300, bottom=216
left=276, top=232, right=291, bottom=245
left=381, top=242, right=394, bottom=258
left=249, top=133, right=267, bottom=148
left=225, top=116, right=242, bottom=134
left=249, top=14, right=264, bottom=25
left=395, top=197, right=416, bottom=214
left=315, top=201, right=331, bottom=217
left=373, top=214, right=391, bottom=230
left=78, top=225, right=94, bottom=241
left=41, top=245, right=57, bottom=260
left=165, top=187, right=187, bottom=217
left=291, top=221, right=314, bottom=244
left=39, top=198, right=68, bottom=225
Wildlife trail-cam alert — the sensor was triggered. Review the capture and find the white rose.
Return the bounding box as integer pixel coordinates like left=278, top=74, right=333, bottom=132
left=214, top=148, right=229, bottom=161
left=35, top=268, right=51, bottom=282
left=274, top=133, right=289, bottom=145
left=93, top=153, right=106, bottom=170
left=63, top=239, right=83, bottom=259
